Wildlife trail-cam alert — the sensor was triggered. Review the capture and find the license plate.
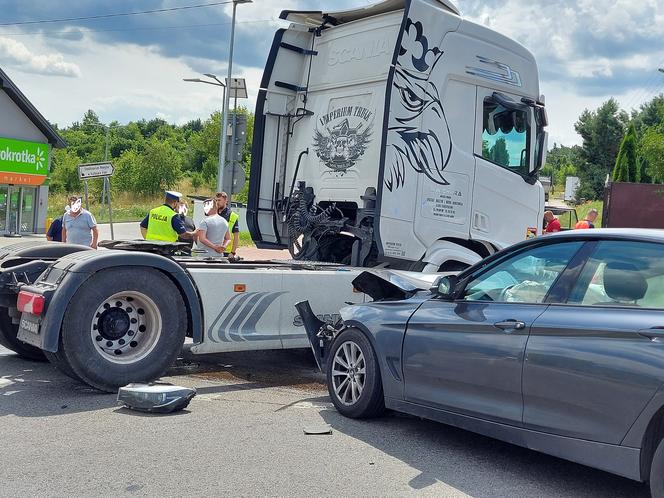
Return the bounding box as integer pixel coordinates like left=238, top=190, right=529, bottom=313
left=17, top=314, right=42, bottom=347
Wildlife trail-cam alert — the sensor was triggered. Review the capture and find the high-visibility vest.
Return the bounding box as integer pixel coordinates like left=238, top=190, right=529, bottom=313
left=575, top=220, right=590, bottom=229
left=228, top=211, right=239, bottom=234
left=145, top=205, right=178, bottom=242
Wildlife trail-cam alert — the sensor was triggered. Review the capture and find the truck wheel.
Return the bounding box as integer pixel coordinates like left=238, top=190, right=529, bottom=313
left=60, top=268, right=187, bottom=392
left=650, top=438, right=664, bottom=498
left=44, top=349, right=81, bottom=381
left=0, top=308, right=46, bottom=361
left=326, top=328, right=385, bottom=419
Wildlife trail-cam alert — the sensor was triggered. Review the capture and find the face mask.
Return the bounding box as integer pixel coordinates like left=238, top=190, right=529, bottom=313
left=64, top=205, right=71, bottom=214
left=203, top=200, right=215, bottom=215
left=70, top=199, right=82, bottom=213
left=178, top=204, right=188, bottom=216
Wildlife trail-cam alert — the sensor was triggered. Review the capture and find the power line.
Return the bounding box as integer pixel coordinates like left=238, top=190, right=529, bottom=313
left=0, top=1, right=234, bottom=27
left=0, top=19, right=275, bottom=37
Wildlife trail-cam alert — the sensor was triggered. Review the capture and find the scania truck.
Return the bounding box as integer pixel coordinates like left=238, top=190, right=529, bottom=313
left=0, top=0, right=548, bottom=391
left=249, top=0, right=547, bottom=271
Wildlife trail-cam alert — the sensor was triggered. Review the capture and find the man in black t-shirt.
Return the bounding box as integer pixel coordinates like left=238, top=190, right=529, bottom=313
left=215, top=192, right=240, bottom=258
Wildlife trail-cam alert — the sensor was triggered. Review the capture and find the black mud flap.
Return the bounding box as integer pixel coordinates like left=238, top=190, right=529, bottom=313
left=294, top=300, right=329, bottom=371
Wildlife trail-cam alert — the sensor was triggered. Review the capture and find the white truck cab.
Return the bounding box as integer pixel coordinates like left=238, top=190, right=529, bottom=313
left=248, top=0, right=547, bottom=271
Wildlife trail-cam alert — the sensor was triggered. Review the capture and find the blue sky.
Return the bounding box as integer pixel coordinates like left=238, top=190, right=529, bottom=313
left=0, top=0, right=662, bottom=146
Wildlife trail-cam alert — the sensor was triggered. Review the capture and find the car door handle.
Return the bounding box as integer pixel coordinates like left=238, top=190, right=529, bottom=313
left=637, top=327, right=664, bottom=342
left=494, top=320, right=526, bottom=332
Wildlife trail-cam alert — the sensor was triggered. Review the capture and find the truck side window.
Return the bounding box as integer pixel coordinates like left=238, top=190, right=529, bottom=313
left=481, top=98, right=530, bottom=176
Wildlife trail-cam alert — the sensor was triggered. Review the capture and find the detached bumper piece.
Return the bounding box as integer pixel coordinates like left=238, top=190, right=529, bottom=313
left=117, top=384, right=196, bottom=414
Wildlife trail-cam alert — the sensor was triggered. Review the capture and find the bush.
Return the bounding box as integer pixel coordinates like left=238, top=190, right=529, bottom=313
left=190, top=171, right=204, bottom=190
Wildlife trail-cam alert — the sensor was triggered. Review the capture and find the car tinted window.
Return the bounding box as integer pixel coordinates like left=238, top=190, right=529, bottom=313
left=463, top=242, right=583, bottom=303
left=568, top=240, right=664, bottom=308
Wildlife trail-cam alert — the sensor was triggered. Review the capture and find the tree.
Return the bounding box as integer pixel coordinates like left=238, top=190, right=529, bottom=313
left=574, top=99, right=628, bottom=199
left=185, top=112, right=221, bottom=176
left=613, top=123, right=639, bottom=182
left=112, top=149, right=141, bottom=193
left=50, top=149, right=82, bottom=194
left=489, top=138, right=509, bottom=165
left=132, top=139, right=182, bottom=195
left=641, top=128, right=664, bottom=183
left=631, top=94, right=664, bottom=135
left=543, top=143, right=582, bottom=188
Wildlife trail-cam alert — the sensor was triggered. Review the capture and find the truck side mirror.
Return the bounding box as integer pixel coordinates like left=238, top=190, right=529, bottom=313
left=431, top=275, right=458, bottom=300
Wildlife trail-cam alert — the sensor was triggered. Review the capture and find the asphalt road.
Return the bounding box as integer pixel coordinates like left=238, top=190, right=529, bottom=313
left=0, top=345, right=651, bottom=498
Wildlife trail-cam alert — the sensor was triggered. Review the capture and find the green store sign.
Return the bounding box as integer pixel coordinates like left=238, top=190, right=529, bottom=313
left=0, top=137, right=48, bottom=185
left=0, top=137, right=48, bottom=174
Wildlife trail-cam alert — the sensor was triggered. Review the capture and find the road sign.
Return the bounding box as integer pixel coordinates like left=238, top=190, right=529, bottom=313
left=78, top=162, right=114, bottom=180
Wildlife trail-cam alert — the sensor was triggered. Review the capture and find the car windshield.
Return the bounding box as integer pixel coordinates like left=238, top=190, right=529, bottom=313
left=463, top=242, right=583, bottom=303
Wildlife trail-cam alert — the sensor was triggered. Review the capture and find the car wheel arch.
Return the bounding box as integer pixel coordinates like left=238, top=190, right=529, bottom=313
left=340, top=319, right=403, bottom=388
left=640, top=405, right=664, bottom=481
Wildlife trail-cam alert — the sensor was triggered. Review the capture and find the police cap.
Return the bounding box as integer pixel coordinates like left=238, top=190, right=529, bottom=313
left=165, top=190, right=182, bottom=201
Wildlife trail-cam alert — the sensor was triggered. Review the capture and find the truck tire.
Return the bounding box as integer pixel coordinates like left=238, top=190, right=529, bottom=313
left=44, top=349, right=81, bottom=381
left=60, top=268, right=187, bottom=392
left=0, top=307, right=46, bottom=361
left=326, top=328, right=385, bottom=419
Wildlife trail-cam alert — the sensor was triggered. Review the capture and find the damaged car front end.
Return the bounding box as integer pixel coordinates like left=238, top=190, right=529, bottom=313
left=296, top=269, right=445, bottom=371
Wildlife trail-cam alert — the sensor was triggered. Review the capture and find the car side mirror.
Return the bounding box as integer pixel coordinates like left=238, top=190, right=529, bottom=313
left=431, top=275, right=458, bottom=300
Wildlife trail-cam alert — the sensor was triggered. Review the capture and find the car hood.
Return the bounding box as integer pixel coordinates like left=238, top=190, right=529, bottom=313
left=352, top=269, right=452, bottom=301
left=340, top=270, right=450, bottom=324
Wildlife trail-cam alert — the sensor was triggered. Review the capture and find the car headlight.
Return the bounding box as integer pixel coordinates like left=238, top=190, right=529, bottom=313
left=117, top=383, right=196, bottom=413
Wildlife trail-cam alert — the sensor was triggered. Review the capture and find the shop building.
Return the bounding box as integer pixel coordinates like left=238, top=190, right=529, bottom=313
left=0, top=67, right=65, bottom=234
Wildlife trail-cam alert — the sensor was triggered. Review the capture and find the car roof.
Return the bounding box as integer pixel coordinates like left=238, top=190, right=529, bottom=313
left=544, top=228, right=664, bottom=243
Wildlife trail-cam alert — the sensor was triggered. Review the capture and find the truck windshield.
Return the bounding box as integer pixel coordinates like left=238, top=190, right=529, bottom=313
left=481, top=98, right=531, bottom=177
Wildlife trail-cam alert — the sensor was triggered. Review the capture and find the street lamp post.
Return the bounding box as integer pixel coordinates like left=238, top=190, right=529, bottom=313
left=185, top=0, right=251, bottom=194
left=183, top=75, right=226, bottom=190
left=218, top=0, right=252, bottom=194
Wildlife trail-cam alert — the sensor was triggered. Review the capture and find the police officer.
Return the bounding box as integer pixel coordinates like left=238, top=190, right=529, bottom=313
left=215, top=191, right=240, bottom=259
left=140, top=191, right=196, bottom=242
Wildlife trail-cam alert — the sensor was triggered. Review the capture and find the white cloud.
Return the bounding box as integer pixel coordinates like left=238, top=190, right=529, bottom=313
left=0, top=37, right=80, bottom=77
left=3, top=0, right=663, bottom=149
left=2, top=34, right=263, bottom=128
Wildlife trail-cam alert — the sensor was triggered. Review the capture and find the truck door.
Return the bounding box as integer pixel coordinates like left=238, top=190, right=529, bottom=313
left=470, top=88, right=543, bottom=248
left=248, top=28, right=314, bottom=248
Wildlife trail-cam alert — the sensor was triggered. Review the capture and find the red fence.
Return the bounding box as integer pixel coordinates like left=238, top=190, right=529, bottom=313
left=603, top=182, right=664, bottom=228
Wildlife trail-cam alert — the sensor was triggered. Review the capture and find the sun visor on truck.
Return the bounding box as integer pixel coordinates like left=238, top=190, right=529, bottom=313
left=280, top=0, right=459, bottom=27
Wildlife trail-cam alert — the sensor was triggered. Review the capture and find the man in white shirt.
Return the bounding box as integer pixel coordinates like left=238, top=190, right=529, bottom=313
left=62, top=196, right=99, bottom=248
left=196, top=198, right=230, bottom=257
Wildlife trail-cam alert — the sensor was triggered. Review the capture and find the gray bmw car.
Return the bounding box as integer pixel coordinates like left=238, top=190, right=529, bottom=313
left=299, top=229, right=664, bottom=496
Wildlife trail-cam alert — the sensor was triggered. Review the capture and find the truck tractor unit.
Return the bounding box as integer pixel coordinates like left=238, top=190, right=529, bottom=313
left=248, top=0, right=548, bottom=272
left=0, top=0, right=548, bottom=392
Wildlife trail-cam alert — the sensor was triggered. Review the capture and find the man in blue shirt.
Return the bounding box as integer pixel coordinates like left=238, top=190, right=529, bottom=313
left=46, top=210, right=66, bottom=242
